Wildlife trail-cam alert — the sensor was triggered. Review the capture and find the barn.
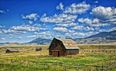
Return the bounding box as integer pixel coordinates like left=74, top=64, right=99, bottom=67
left=49, top=38, right=80, bottom=56
left=6, top=48, right=19, bottom=53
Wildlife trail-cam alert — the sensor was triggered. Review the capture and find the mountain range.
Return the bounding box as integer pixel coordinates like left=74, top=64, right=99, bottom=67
left=75, top=30, right=116, bottom=44
left=28, top=30, right=116, bottom=44
left=28, top=38, right=51, bottom=45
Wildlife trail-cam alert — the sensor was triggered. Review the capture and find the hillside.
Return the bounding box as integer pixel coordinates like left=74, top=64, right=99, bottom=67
left=28, top=38, right=51, bottom=44
left=75, top=30, right=116, bottom=44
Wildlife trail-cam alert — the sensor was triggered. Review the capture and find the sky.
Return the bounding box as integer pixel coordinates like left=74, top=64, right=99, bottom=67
left=0, top=0, right=116, bottom=43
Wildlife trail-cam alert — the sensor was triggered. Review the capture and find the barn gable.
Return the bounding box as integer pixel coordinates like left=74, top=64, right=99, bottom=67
left=49, top=38, right=65, bottom=50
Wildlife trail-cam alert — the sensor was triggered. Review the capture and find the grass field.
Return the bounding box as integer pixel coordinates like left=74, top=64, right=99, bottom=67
left=0, top=44, right=116, bottom=71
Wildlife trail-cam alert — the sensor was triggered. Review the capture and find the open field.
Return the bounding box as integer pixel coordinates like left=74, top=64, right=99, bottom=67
left=0, top=44, right=116, bottom=71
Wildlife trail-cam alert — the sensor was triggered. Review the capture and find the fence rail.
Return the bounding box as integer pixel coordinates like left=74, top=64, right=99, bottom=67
left=80, top=49, right=116, bottom=54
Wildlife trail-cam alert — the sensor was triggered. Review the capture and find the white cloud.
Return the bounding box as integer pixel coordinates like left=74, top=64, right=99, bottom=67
left=73, top=32, right=85, bottom=36
left=92, top=6, right=116, bottom=19
left=110, top=27, right=116, bottom=31
left=0, top=24, right=48, bottom=35
left=78, top=18, right=92, bottom=24
left=94, top=1, right=98, bottom=3
left=0, top=9, right=9, bottom=14
left=22, top=13, right=38, bottom=21
left=103, top=17, right=116, bottom=24
left=78, top=18, right=104, bottom=26
left=28, top=21, right=33, bottom=24
left=40, top=13, right=77, bottom=23
left=64, top=2, right=90, bottom=14
left=0, top=26, right=5, bottom=34
left=92, top=18, right=100, bottom=24
left=0, top=25, right=40, bottom=34
left=11, top=25, right=39, bottom=32
left=73, top=31, right=99, bottom=38
left=40, top=13, right=77, bottom=27
left=56, top=3, right=64, bottom=10
left=0, top=10, right=4, bottom=14
left=0, top=30, right=3, bottom=34
left=72, top=25, right=84, bottom=30
left=92, top=6, right=116, bottom=24
left=0, top=37, right=5, bottom=40
left=27, top=35, right=37, bottom=38
left=40, top=2, right=91, bottom=29
left=78, top=18, right=111, bottom=27
left=72, top=25, right=95, bottom=31
left=56, top=22, right=77, bottom=27
left=53, top=27, right=68, bottom=32
left=36, top=31, right=53, bottom=39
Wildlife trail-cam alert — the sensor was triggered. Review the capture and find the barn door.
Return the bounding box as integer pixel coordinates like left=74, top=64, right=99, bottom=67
left=52, top=51, right=61, bottom=57
left=58, top=51, right=60, bottom=57
left=55, top=51, right=60, bottom=57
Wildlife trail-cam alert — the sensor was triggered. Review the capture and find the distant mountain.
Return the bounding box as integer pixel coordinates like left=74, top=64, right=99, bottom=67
left=29, top=30, right=116, bottom=44
left=87, top=30, right=116, bottom=40
left=28, top=38, right=51, bottom=44
left=75, top=30, right=116, bottom=44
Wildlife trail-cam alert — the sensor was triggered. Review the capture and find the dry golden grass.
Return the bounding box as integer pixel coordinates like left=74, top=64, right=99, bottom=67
left=0, top=44, right=116, bottom=71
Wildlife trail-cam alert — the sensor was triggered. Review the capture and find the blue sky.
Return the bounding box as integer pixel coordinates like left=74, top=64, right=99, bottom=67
left=0, top=0, right=116, bottom=43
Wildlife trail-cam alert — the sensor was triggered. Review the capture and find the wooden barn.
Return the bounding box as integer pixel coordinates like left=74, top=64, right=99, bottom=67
left=49, top=38, right=80, bottom=56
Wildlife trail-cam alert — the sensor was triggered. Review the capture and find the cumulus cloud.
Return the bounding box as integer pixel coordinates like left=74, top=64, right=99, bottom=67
left=56, top=22, right=77, bottom=27
left=78, top=18, right=100, bottom=25
left=0, top=24, right=40, bottom=34
left=92, top=6, right=116, bottom=24
left=64, top=2, right=90, bottom=14
left=72, top=25, right=95, bottom=31
left=94, top=1, right=98, bottom=3
left=107, top=19, right=116, bottom=24
left=78, top=18, right=111, bottom=27
left=40, top=13, right=77, bottom=23
left=39, top=2, right=98, bottom=38
left=0, top=10, right=5, bottom=14
left=0, top=24, right=49, bottom=35
left=10, top=25, right=39, bottom=32
left=40, top=2, right=90, bottom=28
left=27, top=35, right=37, bottom=38
left=72, top=25, right=84, bottom=30
left=22, top=13, right=39, bottom=21
left=40, top=13, right=77, bottom=27
left=78, top=18, right=92, bottom=24
left=0, top=37, right=5, bottom=40
left=92, top=6, right=116, bottom=18
left=35, top=31, right=53, bottom=39
left=56, top=3, right=64, bottom=10
left=0, top=9, right=9, bottom=14
left=53, top=27, right=68, bottom=32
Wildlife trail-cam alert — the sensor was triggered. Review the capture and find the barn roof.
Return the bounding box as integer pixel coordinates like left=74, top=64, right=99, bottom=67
left=56, top=38, right=80, bottom=49
left=6, top=48, right=19, bottom=51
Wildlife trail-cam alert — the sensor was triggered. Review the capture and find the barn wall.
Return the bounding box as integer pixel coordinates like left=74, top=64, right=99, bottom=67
left=49, top=50, right=66, bottom=56
left=66, top=49, right=79, bottom=55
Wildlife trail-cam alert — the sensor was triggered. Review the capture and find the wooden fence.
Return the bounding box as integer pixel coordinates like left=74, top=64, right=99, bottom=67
left=80, top=49, right=116, bottom=54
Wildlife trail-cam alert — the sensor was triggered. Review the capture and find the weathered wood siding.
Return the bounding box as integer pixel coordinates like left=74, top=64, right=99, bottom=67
left=66, top=49, right=79, bottom=55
